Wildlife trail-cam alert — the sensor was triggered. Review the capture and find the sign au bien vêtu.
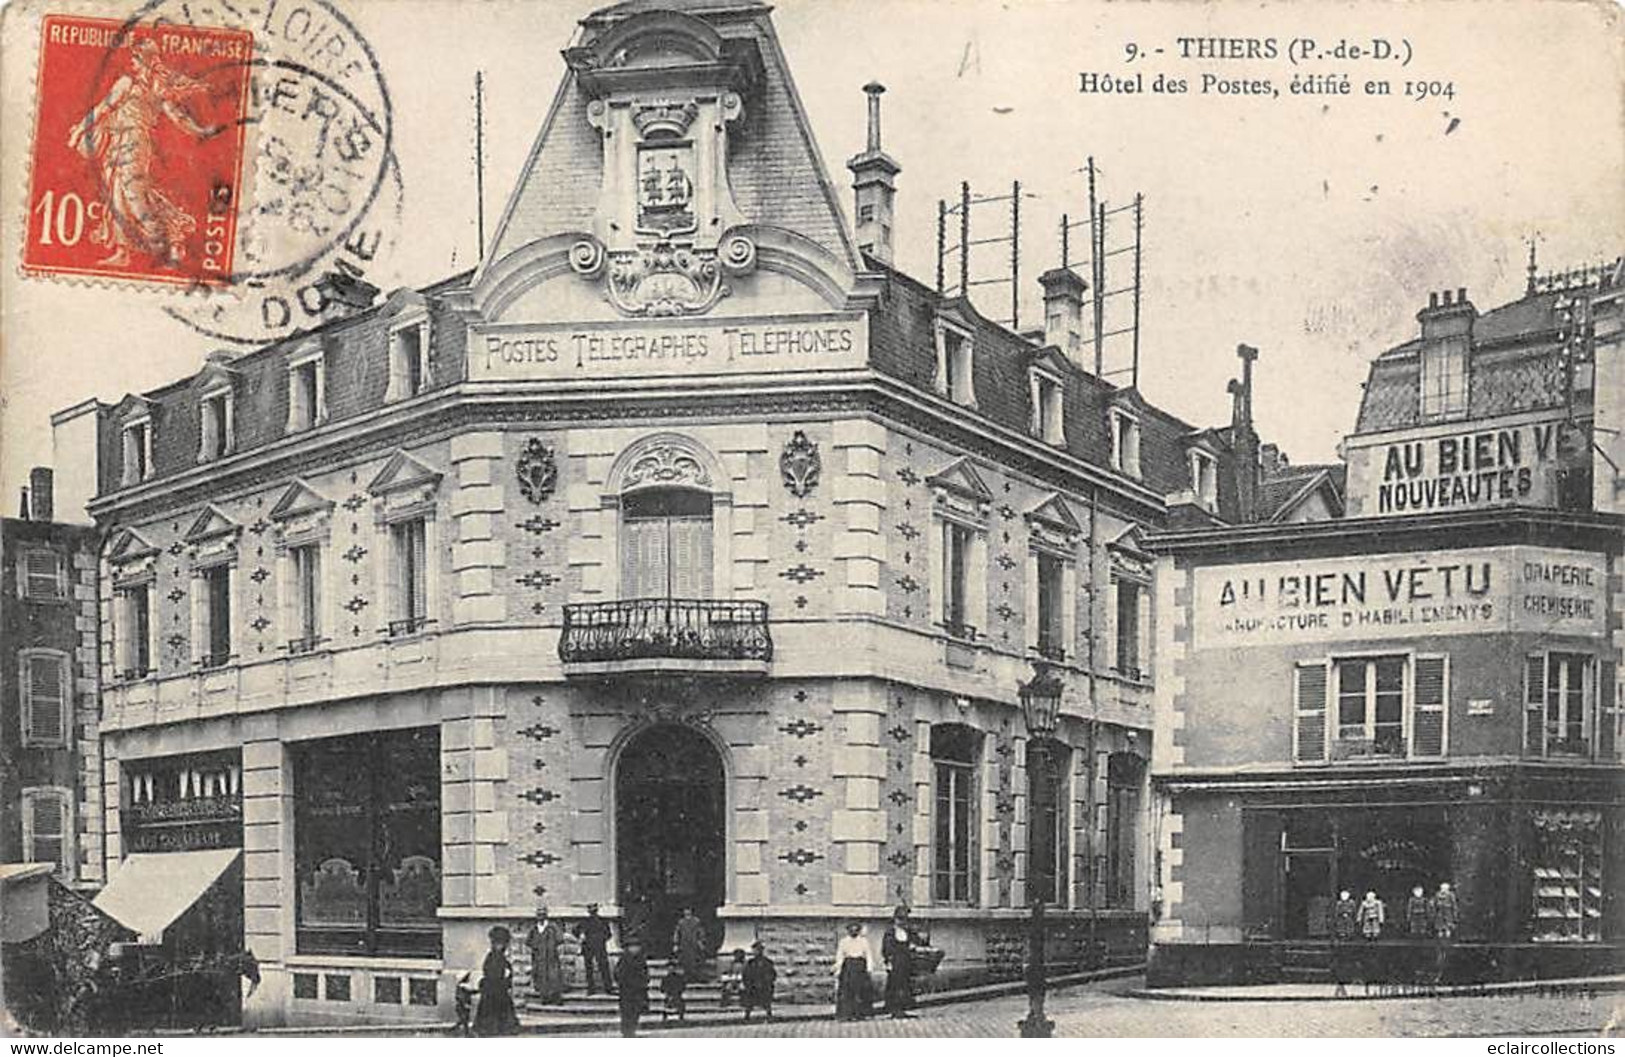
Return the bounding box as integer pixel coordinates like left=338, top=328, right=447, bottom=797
left=1352, top=417, right=1586, bottom=516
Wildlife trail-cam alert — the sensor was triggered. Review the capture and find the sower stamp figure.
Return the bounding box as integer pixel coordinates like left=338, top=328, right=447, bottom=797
left=742, top=939, right=777, bottom=1022
left=881, top=905, right=920, bottom=1019
left=524, top=905, right=565, bottom=1004
left=574, top=903, right=615, bottom=995
left=615, top=936, right=650, bottom=1037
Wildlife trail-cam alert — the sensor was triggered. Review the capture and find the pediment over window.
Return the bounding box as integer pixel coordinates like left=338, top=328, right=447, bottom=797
left=612, top=433, right=720, bottom=495
left=191, top=354, right=239, bottom=394
left=1027, top=345, right=1070, bottom=379
left=1106, top=524, right=1153, bottom=579
left=112, top=393, right=154, bottom=424
left=380, top=287, right=430, bottom=320
left=109, top=527, right=159, bottom=563
left=184, top=505, right=241, bottom=544
left=1026, top=492, right=1083, bottom=537
left=368, top=450, right=443, bottom=497
left=1107, top=387, right=1151, bottom=413
left=565, top=8, right=764, bottom=96
left=925, top=457, right=993, bottom=503
left=269, top=480, right=335, bottom=542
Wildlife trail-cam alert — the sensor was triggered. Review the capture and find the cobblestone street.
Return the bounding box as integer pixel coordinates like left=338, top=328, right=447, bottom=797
left=571, top=979, right=1622, bottom=1038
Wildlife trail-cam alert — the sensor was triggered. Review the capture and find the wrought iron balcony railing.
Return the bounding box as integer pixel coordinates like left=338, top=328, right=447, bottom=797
left=559, top=598, right=772, bottom=665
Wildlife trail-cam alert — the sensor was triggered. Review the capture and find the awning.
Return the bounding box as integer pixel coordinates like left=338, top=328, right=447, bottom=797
left=93, top=849, right=240, bottom=944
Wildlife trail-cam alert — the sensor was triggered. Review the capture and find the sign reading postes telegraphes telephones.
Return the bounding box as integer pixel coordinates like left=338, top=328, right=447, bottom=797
left=1193, top=546, right=1606, bottom=647
left=1346, top=416, right=1589, bottom=517
left=467, top=313, right=868, bottom=382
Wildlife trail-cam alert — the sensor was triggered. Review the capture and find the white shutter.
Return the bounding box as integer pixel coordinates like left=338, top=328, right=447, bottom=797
left=22, top=653, right=67, bottom=746
left=1104, top=579, right=1119, bottom=673
left=1294, top=661, right=1328, bottom=763
left=1413, top=654, right=1448, bottom=757
left=1136, top=584, right=1151, bottom=681
left=621, top=518, right=669, bottom=599
left=668, top=515, right=713, bottom=598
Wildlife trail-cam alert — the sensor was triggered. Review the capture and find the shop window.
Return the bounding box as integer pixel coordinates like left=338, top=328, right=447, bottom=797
left=1530, top=810, right=1602, bottom=943
left=931, top=723, right=980, bottom=905
left=197, top=564, right=233, bottom=668
left=1419, top=341, right=1468, bottom=421
left=620, top=488, right=713, bottom=599
left=1526, top=652, right=1593, bottom=758
left=1334, top=655, right=1406, bottom=758
left=294, top=727, right=441, bottom=957
left=121, top=419, right=152, bottom=485
left=122, top=752, right=242, bottom=853
left=19, top=548, right=67, bottom=601
left=1025, top=739, right=1069, bottom=905
left=389, top=518, right=428, bottom=637
left=115, top=583, right=153, bottom=679
left=288, top=543, right=323, bottom=654
left=198, top=388, right=233, bottom=462
left=1104, top=753, right=1144, bottom=909
left=20, top=787, right=70, bottom=877
left=19, top=649, right=68, bottom=747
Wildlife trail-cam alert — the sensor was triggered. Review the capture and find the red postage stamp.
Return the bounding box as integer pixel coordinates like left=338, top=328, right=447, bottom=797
left=23, top=15, right=253, bottom=286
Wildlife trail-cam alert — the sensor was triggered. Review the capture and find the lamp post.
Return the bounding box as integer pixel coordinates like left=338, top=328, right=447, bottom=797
left=1017, top=662, right=1063, bottom=1038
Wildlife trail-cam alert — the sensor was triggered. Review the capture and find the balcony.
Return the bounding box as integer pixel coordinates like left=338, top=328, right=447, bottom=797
left=559, top=598, right=772, bottom=677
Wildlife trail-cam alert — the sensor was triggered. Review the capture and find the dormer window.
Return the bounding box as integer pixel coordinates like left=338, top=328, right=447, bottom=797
left=1109, top=408, right=1141, bottom=478
left=199, top=387, right=233, bottom=462
left=1419, top=341, right=1468, bottom=421
left=385, top=315, right=431, bottom=403
left=120, top=418, right=152, bottom=485
left=936, top=321, right=976, bottom=406
left=1189, top=448, right=1218, bottom=511
left=287, top=347, right=326, bottom=433
left=1031, top=371, right=1065, bottom=445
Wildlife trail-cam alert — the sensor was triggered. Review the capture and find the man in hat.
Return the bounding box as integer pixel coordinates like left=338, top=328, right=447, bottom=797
left=614, top=935, right=650, bottom=1037
left=524, top=905, right=565, bottom=1004
left=742, top=939, right=778, bottom=1022
left=574, top=902, right=615, bottom=995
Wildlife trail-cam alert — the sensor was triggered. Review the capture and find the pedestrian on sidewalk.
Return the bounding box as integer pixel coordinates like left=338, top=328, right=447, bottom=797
left=1406, top=886, right=1433, bottom=938
left=673, top=906, right=708, bottom=981
left=473, top=925, right=520, bottom=1036
left=719, top=949, right=747, bottom=1008
left=742, top=939, right=777, bottom=1022
left=1331, top=890, right=1358, bottom=942
left=833, top=922, right=875, bottom=1021
left=575, top=903, right=616, bottom=995
left=525, top=905, right=566, bottom=1005
left=615, top=936, right=650, bottom=1037
left=453, top=970, right=477, bottom=1036
left=1358, top=891, right=1386, bottom=940
left=1433, top=883, right=1459, bottom=940
left=881, top=905, right=921, bottom=1019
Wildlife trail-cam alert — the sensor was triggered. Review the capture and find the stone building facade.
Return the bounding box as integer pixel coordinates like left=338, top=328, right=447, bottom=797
left=70, top=0, right=1277, bottom=1027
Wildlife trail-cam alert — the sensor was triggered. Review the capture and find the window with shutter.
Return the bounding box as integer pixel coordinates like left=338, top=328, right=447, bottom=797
left=1413, top=654, right=1448, bottom=757
left=620, top=489, right=712, bottom=600
left=389, top=519, right=429, bottom=635
left=20, top=549, right=66, bottom=601
left=201, top=564, right=232, bottom=667
left=1525, top=654, right=1547, bottom=757
left=1294, top=661, right=1328, bottom=763
left=1545, top=653, right=1591, bottom=757
left=20, top=651, right=68, bottom=747
left=21, top=788, right=69, bottom=873
left=1599, top=661, right=1619, bottom=761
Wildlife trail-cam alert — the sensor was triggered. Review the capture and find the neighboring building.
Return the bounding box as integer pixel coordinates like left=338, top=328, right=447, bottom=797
left=1147, top=265, right=1625, bottom=985
left=1, top=467, right=103, bottom=893
left=71, top=0, right=1296, bottom=1028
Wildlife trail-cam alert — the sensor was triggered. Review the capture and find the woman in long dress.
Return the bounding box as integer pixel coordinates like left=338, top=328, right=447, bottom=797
left=473, top=926, right=519, bottom=1036
left=833, top=922, right=875, bottom=1020
left=525, top=907, right=565, bottom=1004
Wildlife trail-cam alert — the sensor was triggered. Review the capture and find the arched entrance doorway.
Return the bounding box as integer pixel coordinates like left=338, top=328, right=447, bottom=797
left=615, top=723, right=726, bottom=958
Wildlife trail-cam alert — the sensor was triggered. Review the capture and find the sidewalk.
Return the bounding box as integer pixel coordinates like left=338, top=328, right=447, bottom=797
left=1128, top=973, right=1625, bottom=1003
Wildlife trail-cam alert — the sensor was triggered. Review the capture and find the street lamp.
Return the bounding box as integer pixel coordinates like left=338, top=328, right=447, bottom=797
left=1017, top=662, right=1063, bottom=1038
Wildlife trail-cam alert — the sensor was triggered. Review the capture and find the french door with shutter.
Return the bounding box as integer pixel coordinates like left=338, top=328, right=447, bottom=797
left=621, top=488, right=713, bottom=599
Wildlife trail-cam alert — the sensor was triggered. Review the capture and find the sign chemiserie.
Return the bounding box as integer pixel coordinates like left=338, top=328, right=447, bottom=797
left=1195, top=547, right=1606, bottom=646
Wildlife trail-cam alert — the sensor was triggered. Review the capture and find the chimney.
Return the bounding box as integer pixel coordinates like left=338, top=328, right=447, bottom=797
left=28, top=467, right=54, bottom=522
left=1038, top=267, right=1088, bottom=361
left=1417, top=287, right=1475, bottom=341
left=1230, top=344, right=1262, bottom=520
left=846, top=82, right=901, bottom=265
left=1259, top=443, right=1287, bottom=478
